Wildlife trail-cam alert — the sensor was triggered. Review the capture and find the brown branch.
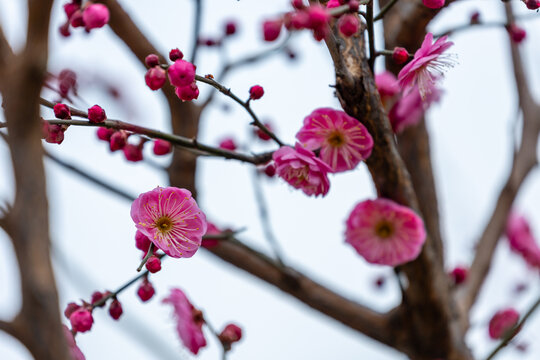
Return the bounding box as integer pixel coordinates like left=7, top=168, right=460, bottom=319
left=324, top=20, right=471, bottom=359
left=458, top=1, right=540, bottom=319
left=0, top=0, right=70, bottom=358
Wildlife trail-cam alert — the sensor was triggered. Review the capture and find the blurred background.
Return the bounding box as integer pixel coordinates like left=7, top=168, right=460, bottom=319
left=0, top=0, right=539, bottom=359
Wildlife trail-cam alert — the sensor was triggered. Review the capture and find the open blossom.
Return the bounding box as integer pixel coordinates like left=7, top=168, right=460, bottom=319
left=345, top=199, right=426, bottom=266
left=296, top=108, right=373, bottom=173
left=505, top=213, right=540, bottom=268
left=163, top=288, right=207, bottom=355
left=488, top=308, right=520, bottom=339
left=398, top=32, right=454, bottom=99
left=273, top=143, right=331, bottom=197
left=389, top=85, right=441, bottom=133
left=131, top=186, right=207, bottom=258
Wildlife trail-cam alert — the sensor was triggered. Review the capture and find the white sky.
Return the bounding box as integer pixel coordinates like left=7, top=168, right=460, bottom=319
left=0, top=0, right=540, bottom=359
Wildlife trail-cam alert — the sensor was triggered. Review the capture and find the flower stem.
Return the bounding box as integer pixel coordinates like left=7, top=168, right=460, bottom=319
left=137, top=243, right=154, bottom=272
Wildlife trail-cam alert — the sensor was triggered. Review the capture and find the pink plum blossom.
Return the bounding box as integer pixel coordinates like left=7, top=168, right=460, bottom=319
left=131, top=186, right=207, bottom=258
left=389, top=85, right=440, bottom=133
left=345, top=198, right=426, bottom=266
left=296, top=108, right=373, bottom=173
left=505, top=213, right=540, bottom=268
left=488, top=308, right=520, bottom=340
left=397, top=33, right=454, bottom=99
left=62, top=325, right=86, bottom=360
left=202, top=221, right=222, bottom=248
left=272, top=143, right=331, bottom=197
left=163, top=288, right=207, bottom=355
left=375, top=71, right=400, bottom=100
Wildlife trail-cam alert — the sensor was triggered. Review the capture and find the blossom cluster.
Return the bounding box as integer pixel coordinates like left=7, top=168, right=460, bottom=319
left=60, top=1, right=109, bottom=37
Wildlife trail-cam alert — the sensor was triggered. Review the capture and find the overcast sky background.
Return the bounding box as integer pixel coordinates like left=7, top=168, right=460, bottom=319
left=0, top=0, right=540, bottom=359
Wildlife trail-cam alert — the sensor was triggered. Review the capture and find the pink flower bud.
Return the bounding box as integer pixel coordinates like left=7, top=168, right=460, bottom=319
left=255, top=122, right=274, bottom=141
left=64, top=302, right=81, bottom=319
left=489, top=308, right=520, bottom=339
left=169, top=48, right=184, bottom=61
left=137, top=279, right=155, bottom=302
left=219, top=138, right=237, bottom=151
left=88, top=105, right=106, bottom=123
left=423, top=0, right=445, bottom=9
left=470, top=11, right=480, bottom=25
left=45, top=124, right=65, bottom=144
left=96, top=127, right=114, bottom=141
left=249, top=85, right=264, bottom=100
left=135, top=231, right=152, bottom=252
left=83, top=3, right=110, bottom=31
left=264, top=163, right=276, bottom=177
left=218, top=323, right=242, bottom=350
left=69, top=309, right=94, bottom=333
left=525, top=0, right=540, bottom=10
left=507, top=24, right=526, bottom=43
left=292, top=0, right=305, bottom=10
left=145, top=67, right=166, bottom=91
left=348, top=0, right=360, bottom=11
left=123, top=143, right=144, bottom=162
left=263, top=19, right=283, bottom=42
left=145, top=256, right=162, bottom=273
left=168, top=60, right=196, bottom=87
left=175, top=82, right=199, bottom=101
left=59, top=22, right=71, bottom=37
left=224, top=21, right=237, bottom=36
left=289, top=11, right=309, bottom=30
left=109, top=131, right=127, bottom=152
left=108, top=299, right=123, bottom=320
left=449, top=266, right=468, bottom=285
left=70, top=10, right=85, bottom=28
left=153, top=139, right=172, bottom=155
left=392, top=47, right=409, bottom=64
left=306, top=5, right=330, bottom=31
left=64, top=3, right=80, bottom=19
left=145, top=54, right=160, bottom=68
left=338, top=14, right=359, bottom=37
left=91, top=291, right=107, bottom=307
left=54, top=103, right=71, bottom=119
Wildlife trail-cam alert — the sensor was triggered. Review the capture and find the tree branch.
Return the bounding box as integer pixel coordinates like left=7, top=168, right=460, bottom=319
left=458, top=1, right=540, bottom=319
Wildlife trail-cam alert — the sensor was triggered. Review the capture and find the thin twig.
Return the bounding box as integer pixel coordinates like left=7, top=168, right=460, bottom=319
left=435, top=13, right=540, bottom=38
left=136, top=243, right=154, bottom=272
left=366, top=2, right=376, bottom=72
left=190, top=0, right=203, bottom=64
left=43, top=117, right=272, bottom=165
left=200, top=35, right=292, bottom=109
left=195, top=75, right=284, bottom=146
left=374, top=0, right=400, bottom=22
left=485, top=296, right=540, bottom=360
left=250, top=169, right=285, bottom=266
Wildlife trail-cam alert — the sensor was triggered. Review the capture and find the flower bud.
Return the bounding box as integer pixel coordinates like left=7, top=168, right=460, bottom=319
left=108, top=299, right=123, bottom=320
left=153, top=139, right=172, bottom=155
left=392, top=47, right=409, bottom=64
left=96, top=127, right=115, bottom=141
left=175, top=82, right=199, bottom=101
left=91, top=291, right=107, bottom=307
left=69, top=309, right=94, bottom=333
left=145, top=54, right=160, bottom=68
left=145, top=256, right=162, bottom=273
left=88, top=105, right=106, bottom=123
left=218, top=323, right=243, bottom=350
left=109, top=130, right=127, bottom=151
left=123, top=143, right=144, bottom=162
left=54, top=103, right=71, bottom=119
left=83, top=3, right=110, bottom=31
left=64, top=302, right=81, bottom=319
left=137, top=279, right=155, bottom=302
left=169, top=48, right=184, bottom=61
left=263, top=19, right=283, bottom=42
left=219, top=138, right=237, bottom=151
left=168, top=60, right=196, bottom=87
left=422, top=0, right=445, bottom=9
left=338, top=14, right=359, bottom=37
left=224, top=21, right=237, bottom=36
left=249, top=85, right=264, bottom=100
